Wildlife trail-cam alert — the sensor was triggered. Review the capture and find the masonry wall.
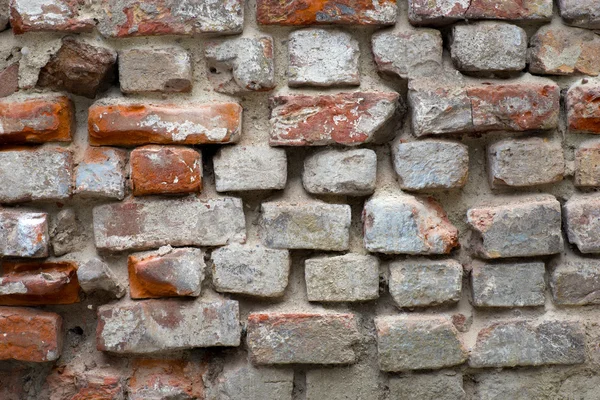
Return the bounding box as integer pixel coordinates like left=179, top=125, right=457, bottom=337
left=1, top=0, right=600, bottom=399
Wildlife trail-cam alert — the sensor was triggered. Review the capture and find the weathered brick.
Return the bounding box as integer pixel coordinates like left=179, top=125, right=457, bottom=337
left=289, top=29, right=359, bottom=87
left=0, top=306, right=62, bottom=362
left=0, top=261, right=80, bottom=305
left=49, top=208, right=82, bottom=256
left=211, top=244, right=290, bottom=298
left=119, top=46, right=192, bottom=94
left=44, top=367, right=124, bottom=400
left=205, top=36, right=275, bottom=94
left=88, top=100, right=242, bottom=146
left=75, top=147, right=127, bottom=200
left=128, top=359, right=205, bottom=400
left=408, top=0, right=469, bottom=25
left=375, top=316, right=467, bottom=371
left=269, top=92, right=399, bottom=146
left=98, top=0, right=244, bottom=37
left=566, top=82, right=600, bottom=134
left=0, top=210, right=48, bottom=258
left=10, top=0, right=96, bottom=34
left=451, top=22, right=526, bottom=73
left=130, top=145, right=202, bottom=196
left=363, top=191, right=459, bottom=255
left=128, top=246, right=205, bottom=299
left=372, top=29, right=443, bottom=80
left=0, top=0, right=8, bottom=31
left=77, top=258, right=125, bottom=298
left=467, top=196, right=563, bottom=258
left=0, top=93, right=74, bottom=144
left=487, top=137, right=564, bottom=188
left=215, top=362, right=294, bottom=400
left=559, top=0, right=600, bottom=29
left=247, top=313, right=359, bottom=365
left=470, top=320, right=585, bottom=368
left=97, top=299, right=241, bottom=353
left=529, top=24, right=600, bottom=76
left=0, top=47, right=20, bottom=99
left=213, top=145, right=287, bottom=192
left=37, top=37, right=117, bottom=99
left=389, top=259, right=463, bottom=308
left=564, top=194, right=600, bottom=254
left=256, top=0, right=397, bottom=26
left=0, top=147, right=73, bottom=203
left=305, top=254, right=380, bottom=302
left=471, top=261, right=546, bottom=308
left=303, top=148, right=377, bottom=195
left=93, top=197, right=246, bottom=251
left=0, top=367, right=27, bottom=400
left=260, top=201, right=351, bottom=251
left=575, top=139, right=600, bottom=187
left=306, top=364, right=380, bottom=400
left=389, top=373, right=465, bottom=400
left=550, top=255, right=600, bottom=306
left=392, top=140, right=468, bottom=191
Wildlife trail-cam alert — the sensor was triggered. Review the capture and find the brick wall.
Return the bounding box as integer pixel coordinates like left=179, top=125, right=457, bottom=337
left=0, top=0, right=600, bottom=399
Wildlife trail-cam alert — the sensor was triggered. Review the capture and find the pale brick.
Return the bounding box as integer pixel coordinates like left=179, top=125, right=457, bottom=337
left=392, top=140, right=468, bottom=191
left=119, top=46, right=192, bottom=94
left=471, top=261, right=546, bottom=308
left=363, top=191, right=459, bottom=255
left=564, top=194, right=600, bottom=254
left=260, top=201, right=351, bottom=251
left=575, top=139, right=600, bottom=187
left=306, top=364, right=380, bottom=400
left=389, top=373, right=466, bottom=400
left=128, top=359, right=203, bottom=400
left=487, top=137, right=564, bottom=188
left=389, top=259, right=463, bottom=308
left=213, top=145, right=287, bottom=192
left=49, top=208, right=82, bottom=256
left=467, top=196, right=563, bottom=258
left=93, top=197, right=246, bottom=252
left=550, top=255, right=600, bottom=306
left=215, top=362, right=294, bottom=400
left=375, top=316, right=467, bottom=371
left=305, top=254, right=380, bottom=302
left=303, top=148, right=377, bottom=196
left=10, top=0, right=96, bottom=34
left=75, top=147, right=127, bottom=200
left=289, top=29, right=359, bottom=87
left=0, top=147, right=72, bottom=203
left=0, top=210, right=48, bottom=258
left=247, top=313, right=359, bottom=365
left=211, top=244, right=290, bottom=298
left=559, top=0, right=600, bottom=29
left=470, top=320, right=585, bottom=368
left=566, top=82, right=600, bottom=135
left=77, top=258, right=125, bottom=298
left=97, top=299, right=241, bottom=353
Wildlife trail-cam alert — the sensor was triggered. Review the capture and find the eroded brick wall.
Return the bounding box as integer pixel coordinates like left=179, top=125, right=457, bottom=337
left=0, top=0, right=600, bottom=399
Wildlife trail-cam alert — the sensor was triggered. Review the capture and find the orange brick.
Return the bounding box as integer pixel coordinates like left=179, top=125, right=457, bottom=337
left=567, top=83, right=600, bottom=134
left=44, top=367, right=124, bottom=400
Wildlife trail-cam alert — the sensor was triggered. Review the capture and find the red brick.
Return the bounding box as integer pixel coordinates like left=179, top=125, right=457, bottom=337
left=269, top=92, right=399, bottom=146
left=10, top=0, right=96, bottom=34
left=0, top=94, right=74, bottom=144
left=257, top=0, right=397, bottom=26
left=0, top=261, right=80, bottom=306
left=0, top=306, right=63, bottom=362
left=88, top=101, right=242, bottom=146
left=130, top=145, right=202, bottom=196
left=128, top=359, right=206, bottom=400
left=44, top=367, right=124, bottom=400
left=0, top=63, right=18, bottom=98
left=567, top=82, right=600, bottom=134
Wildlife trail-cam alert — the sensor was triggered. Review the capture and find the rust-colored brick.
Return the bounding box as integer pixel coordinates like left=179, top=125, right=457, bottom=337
left=44, top=367, right=124, bottom=400
left=567, top=83, right=600, bottom=134
left=0, top=306, right=63, bottom=362
left=88, top=102, right=242, bottom=146
left=130, top=145, right=202, bottom=196
left=128, top=359, right=206, bottom=399
left=10, top=0, right=96, bottom=34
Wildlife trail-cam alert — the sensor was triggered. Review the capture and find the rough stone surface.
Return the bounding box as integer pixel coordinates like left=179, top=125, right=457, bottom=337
left=375, top=316, right=467, bottom=371
left=305, top=254, right=380, bottom=302
left=487, top=137, right=565, bottom=188
left=214, top=362, right=294, bottom=400
left=128, top=246, right=205, bottom=299
left=471, top=261, right=546, bottom=308
left=550, top=256, right=600, bottom=306
left=260, top=201, right=351, bottom=251
left=306, top=364, right=380, bottom=400
left=564, top=194, right=600, bottom=254
left=269, top=92, right=400, bottom=146
left=88, top=100, right=242, bottom=146
left=451, top=22, right=527, bottom=73
left=467, top=196, right=563, bottom=258
left=363, top=191, right=459, bottom=255
left=392, top=140, right=469, bottom=191
left=247, top=313, right=360, bottom=365
left=119, top=46, right=192, bottom=94
left=96, top=299, right=241, bottom=353
left=559, top=0, right=600, bottom=29
left=303, top=148, right=377, bottom=196
left=10, top=0, right=96, bottom=34
left=93, top=197, right=246, bottom=251
left=77, top=258, right=125, bottom=298
left=75, top=147, right=127, bottom=200
left=211, top=243, right=290, bottom=298
left=0, top=210, right=48, bottom=258
left=372, top=29, right=443, bottom=79
left=37, top=37, right=117, bottom=99
left=288, top=29, right=359, bottom=87
left=389, top=373, right=466, bottom=400
left=389, top=259, right=463, bottom=308
left=43, top=367, right=125, bottom=400
left=128, top=359, right=204, bottom=400
left=213, top=145, right=287, bottom=192
left=49, top=208, right=82, bottom=256
left=0, top=147, right=73, bottom=203
left=575, top=139, right=600, bottom=187
left=0, top=0, right=8, bottom=31
left=205, top=35, right=275, bottom=94
left=566, top=82, right=600, bottom=135
left=256, top=0, right=397, bottom=25
left=470, top=320, right=586, bottom=368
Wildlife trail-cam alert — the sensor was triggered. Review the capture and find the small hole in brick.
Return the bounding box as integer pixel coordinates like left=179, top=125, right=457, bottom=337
left=209, top=67, right=218, bottom=74
left=69, top=326, right=84, bottom=335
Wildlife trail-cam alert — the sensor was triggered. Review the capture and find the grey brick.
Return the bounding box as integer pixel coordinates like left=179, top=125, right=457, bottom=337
left=564, top=194, right=600, bottom=254
left=49, top=208, right=82, bottom=257
left=77, top=258, right=125, bottom=299
left=0, top=210, right=48, bottom=258
left=559, top=0, right=600, bottom=29
left=215, top=362, right=294, bottom=400
left=306, top=364, right=380, bottom=400
left=575, top=139, right=600, bottom=187
left=75, top=147, right=127, bottom=200
left=550, top=255, right=600, bottom=305
left=389, top=373, right=465, bottom=400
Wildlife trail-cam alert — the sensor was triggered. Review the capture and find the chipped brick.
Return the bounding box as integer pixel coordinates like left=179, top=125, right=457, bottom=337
left=75, top=147, right=127, bottom=200
left=77, top=258, right=125, bottom=298
left=0, top=210, right=48, bottom=258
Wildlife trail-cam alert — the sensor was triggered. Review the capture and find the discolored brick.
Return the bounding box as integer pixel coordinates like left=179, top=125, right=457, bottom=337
left=566, top=82, right=600, bottom=134
left=550, top=255, right=600, bottom=306
left=49, top=208, right=82, bottom=256
left=306, top=364, right=380, bottom=400
left=575, top=140, right=600, bottom=187
left=559, top=0, right=600, bottom=29
left=0, top=48, right=19, bottom=98
left=564, top=194, right=600, bottom=254
left=389, top=373, right=466, bottom=400
left=215, top=362, right=294, bottom=400
left=44, top=367, right=124, bottom=400
left=128, top=359, right=205, bottom=400
left=0, top=210, right=48, bottom=258
left=75, top=147, right=127, bottom=200
left=77, top=258, right=125, bottom=299
left=10, top=0, right=96, bottom=34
